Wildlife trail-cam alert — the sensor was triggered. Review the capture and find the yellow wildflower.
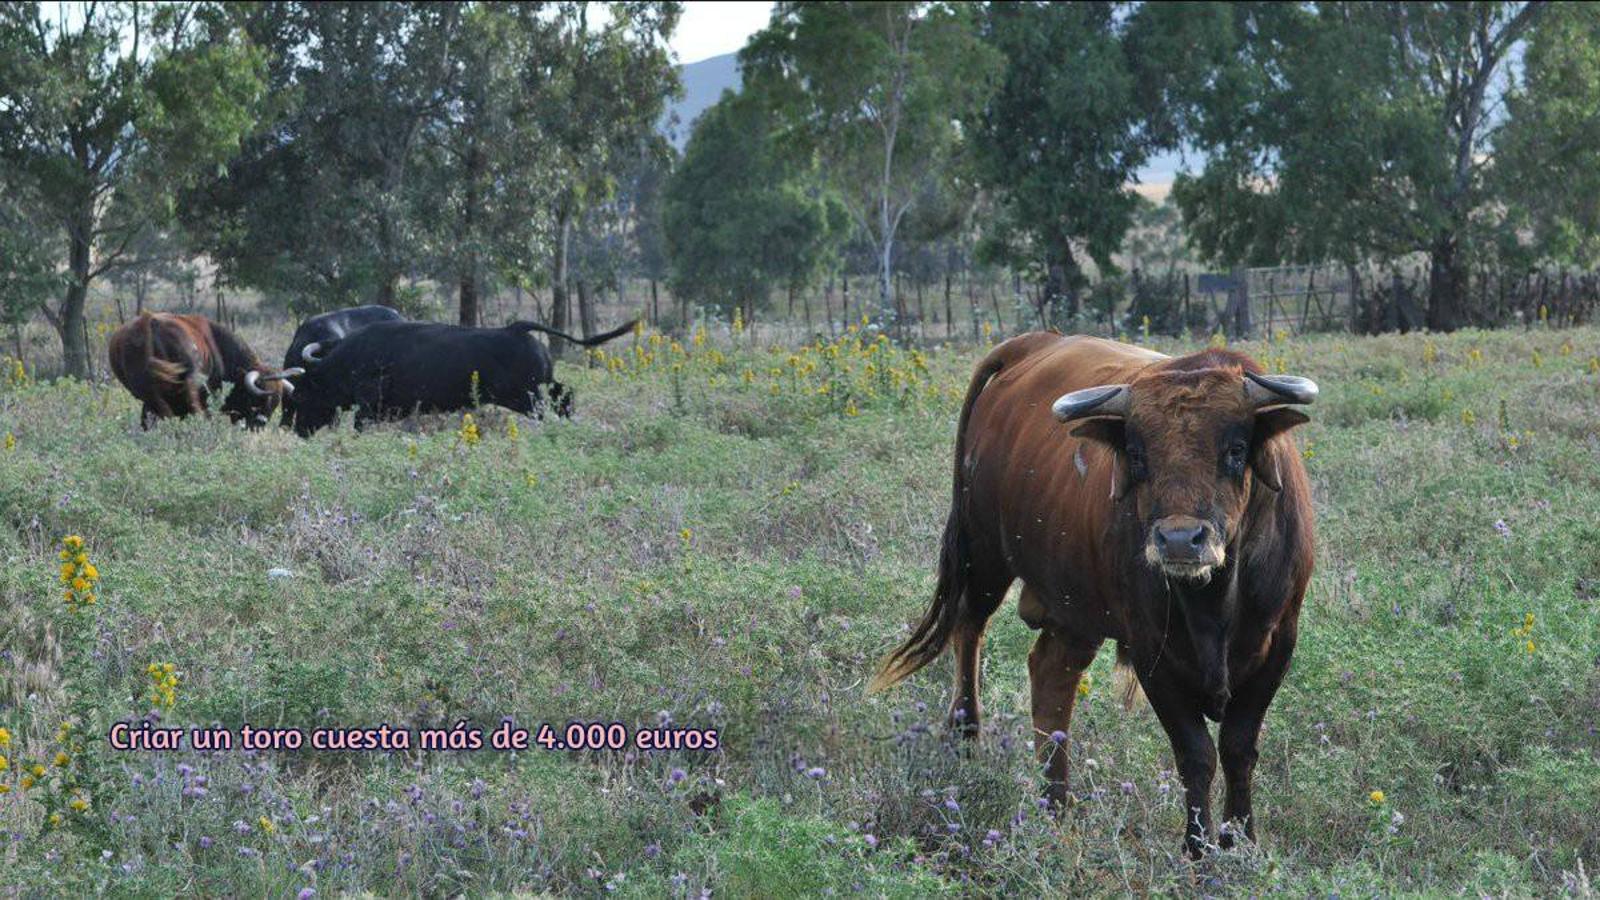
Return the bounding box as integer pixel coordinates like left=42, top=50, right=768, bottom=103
left=3, top=432, right=12, bottom=451
left=1525, top=640, right=1536, bottom=654
left=258, top=816, right=275, bottom=834
left=31, top=763, right=45, bottom=777
left=69, top=794, right=89, bottom=812
left=458, top=413, right=480, bottom=447
left=1368, top=790, right=1386, bottom=806
left=0, top=726, right=10, bottom=747
left=53, top=751, right=69, bottom=768
left=0, top=754, right=7, bottom=771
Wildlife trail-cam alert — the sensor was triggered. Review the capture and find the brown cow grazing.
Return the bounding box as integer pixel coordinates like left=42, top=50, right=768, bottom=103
left=870, top=333, right=1316, bottom=859
left=108, top=313, right=303, bottom=430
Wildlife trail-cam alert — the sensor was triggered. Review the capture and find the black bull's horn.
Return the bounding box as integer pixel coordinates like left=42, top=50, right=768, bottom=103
left=244, top=367, right=306, bottom=396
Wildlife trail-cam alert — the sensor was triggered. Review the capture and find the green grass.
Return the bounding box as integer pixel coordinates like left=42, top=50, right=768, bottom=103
left=1, top=325, right=1598, bottom=897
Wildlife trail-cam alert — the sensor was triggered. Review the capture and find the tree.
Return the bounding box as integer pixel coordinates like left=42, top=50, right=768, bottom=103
left=662, top=90, right=845, bottom=320
left=972, top=2, right=1167, bottom=327
left=742, top=2, right=999, bottom=331
left=0, top=193, right=58, bottom=354
left=528, top=1, right=679, bottom=354
left=418, top=4, right=560, bottom=326
left=181, top=3, right=462, bottom=314
left=0, top=2, right=266, bottom=377
left=1495, top=2, right=1600, bottom=268
left=1155, top=2, right=1546, bottom=331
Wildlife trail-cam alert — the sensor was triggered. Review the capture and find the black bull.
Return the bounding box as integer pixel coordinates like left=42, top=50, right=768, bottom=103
left=289, top=319, right=636, bottom=436
left=281, top=305, right=405, bottom=431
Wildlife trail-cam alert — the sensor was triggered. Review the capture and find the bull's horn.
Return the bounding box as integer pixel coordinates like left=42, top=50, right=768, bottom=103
left=258, top=367, right=305, bottom=382
left=1052, top=384, right=1130, bottom=423
left=301, top=342, right=324, bottom=362
left=243, top=369, right=269, bottom=396
left=1245, top=371, right=1318, bottom=407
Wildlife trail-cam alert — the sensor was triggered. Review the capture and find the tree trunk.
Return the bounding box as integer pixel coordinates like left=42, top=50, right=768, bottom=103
left=55, top=199, right=94, bottom=380
left=577, top=278, right=597, bottom=340
left=458, top=273, right=479, bottom=328
left=550, top=206, right=572, bottom=357
left=823, top=274, right=835, bottom=337
left=1426, top=232, right=1467, bottom=331
left=1224, top=264, right=1252, bottom=338
left=944, top=272, right=953, bottom=340
left=458, top=143, right=483, bottom=327
left=650, top=279, right=659, bottom=326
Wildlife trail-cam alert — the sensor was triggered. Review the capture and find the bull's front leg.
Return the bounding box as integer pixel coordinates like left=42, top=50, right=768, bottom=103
left=1027, top=627, right=1099, bottom=810
left=1144, top=673, right=1218, bottom=859
left=1217, top=625, right=1297, bottom=848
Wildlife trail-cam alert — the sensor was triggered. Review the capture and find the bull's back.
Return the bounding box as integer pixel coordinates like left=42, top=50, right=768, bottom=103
left=960, top=335, right=1166, bottom=602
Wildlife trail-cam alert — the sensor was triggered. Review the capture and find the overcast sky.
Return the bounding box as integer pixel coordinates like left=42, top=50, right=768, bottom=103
left=672, top=1, right=772, bottom=64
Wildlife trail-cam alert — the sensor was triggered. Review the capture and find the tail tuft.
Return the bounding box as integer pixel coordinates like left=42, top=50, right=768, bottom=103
left=148, top=358, right=187, bottom=386
left=1113, top=645, right=1145, bottom=711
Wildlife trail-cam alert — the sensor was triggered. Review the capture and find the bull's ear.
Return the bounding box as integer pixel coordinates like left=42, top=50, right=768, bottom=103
left=1251, top=408, right=1309, bottom=492
left=1070, top=418, right=1124, bottom=449
left=1070, top=420, right=1133, bottom=499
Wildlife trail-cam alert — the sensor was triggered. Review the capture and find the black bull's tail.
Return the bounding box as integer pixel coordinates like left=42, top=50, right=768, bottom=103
left=868, top=352, right=1006, bottom=694
left=510, top=319, right=638, bottom=347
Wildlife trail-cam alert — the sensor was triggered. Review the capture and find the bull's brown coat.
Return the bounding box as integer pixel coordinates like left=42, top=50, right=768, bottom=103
left=874, top=333, right=1315, bottom=857
left=108, top=313, right=292, bottom=428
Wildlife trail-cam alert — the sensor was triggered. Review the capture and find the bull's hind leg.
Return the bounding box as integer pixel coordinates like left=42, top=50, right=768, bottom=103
left=946, top=569, right=1013, bottom=737
left=1024, top=595, right=1101, bottom=809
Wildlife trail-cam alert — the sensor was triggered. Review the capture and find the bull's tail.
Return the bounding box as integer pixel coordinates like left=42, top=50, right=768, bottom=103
left=126, top=312, right=189, bottom=386
left=510, top=319, right=638, bottom=348
left=1113, top=645, right=1146, bottom=711
left=868, top=352, right=1005, bottom=694
left=147, top=357, right=187, bottom=386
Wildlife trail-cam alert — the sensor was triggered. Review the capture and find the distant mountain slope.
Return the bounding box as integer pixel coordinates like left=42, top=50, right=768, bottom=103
left=663, top=52, right=741, bottom=150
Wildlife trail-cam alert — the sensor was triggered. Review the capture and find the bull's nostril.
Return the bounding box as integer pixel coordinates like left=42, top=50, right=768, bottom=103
left=1190, top=529, right=1206, bottom=547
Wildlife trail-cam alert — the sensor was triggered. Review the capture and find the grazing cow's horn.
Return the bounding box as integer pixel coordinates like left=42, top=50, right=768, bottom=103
left=1052, top=384, right=1131, bottom=423
left=243, top=370, right=269, bottom=396
left=301, top=342, right=324, bottom=362
left=1245, top=371, right=1319, bottom=407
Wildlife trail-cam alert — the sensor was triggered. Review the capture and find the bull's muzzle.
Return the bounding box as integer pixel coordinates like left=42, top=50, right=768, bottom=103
left=1146, top=516, right=1225, bottom=580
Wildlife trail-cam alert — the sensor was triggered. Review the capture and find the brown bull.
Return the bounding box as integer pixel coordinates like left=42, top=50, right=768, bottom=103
left=108, top=313, right=303, bottom=430
left=871, top=333, right=1316, bottom=858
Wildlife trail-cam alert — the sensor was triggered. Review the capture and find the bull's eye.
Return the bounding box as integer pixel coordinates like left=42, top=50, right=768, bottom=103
left=1125, top=435, right=1149, bottom=481
left=1224, top=439, right=1248, bottom=475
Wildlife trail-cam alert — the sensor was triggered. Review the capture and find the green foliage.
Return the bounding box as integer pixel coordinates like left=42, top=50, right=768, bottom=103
left=1496, top=2, right=1600, bottom=267
left=972, top=2, right=1159, bottom=295
left=743, top=2, right=1001, bottom=320
left=1160, top=2, right=1547, bottom=330
left=0, top=1, right=266, bottom=375
left=662, top=90, right=846, bottom=315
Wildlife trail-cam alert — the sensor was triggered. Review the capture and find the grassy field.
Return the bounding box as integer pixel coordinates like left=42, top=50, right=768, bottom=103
left=1, top=322, right=1598, bottom=897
